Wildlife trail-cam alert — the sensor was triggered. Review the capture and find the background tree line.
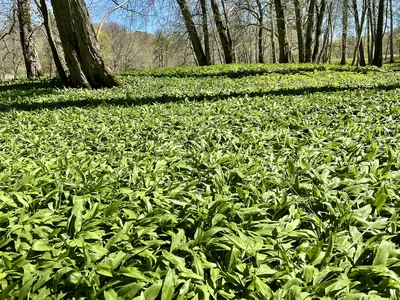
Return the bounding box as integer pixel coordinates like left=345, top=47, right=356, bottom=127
left=0, top=0, right=399, bottom=86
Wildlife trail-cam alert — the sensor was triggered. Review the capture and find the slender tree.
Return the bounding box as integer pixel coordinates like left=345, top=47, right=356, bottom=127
left=210, top=0, right=235, bottom=63
left=49, top=0, right=120, bottom=88
left=340, top=0, right=348, bottom=65
left=294, top=0, right=305, bottom=62
left=35, top=0, right=67, bottom=82
left=305, top=0, right=316, bottom=62
left=312, top=0, right=326, bottom=62
left=389, top=0, right=394, bottom=63
left=200, top=0, right=212, bottom=65
left=274, top=0, right=290, bottom=63
left=17, top=0, right=42, bottom=78
left=367, top=0, right=375, bottom=63
left=220, top=0, right=235, bottom=62
left=270, top=1, right=277, bottom=63
left=176, top=0, right=207, bottom=66
left=255, top=0, right=265, bottom=63
left=351, top=0, right=367, bottom=66
left=372, top=0, right=385, bottom=66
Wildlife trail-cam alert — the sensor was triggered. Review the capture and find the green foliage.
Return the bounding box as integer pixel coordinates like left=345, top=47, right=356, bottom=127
left=0, top=64, right=400, bottom=299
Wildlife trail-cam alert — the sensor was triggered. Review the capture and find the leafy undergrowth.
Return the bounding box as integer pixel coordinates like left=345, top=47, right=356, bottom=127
left=0, top=64, right=400, bottom=299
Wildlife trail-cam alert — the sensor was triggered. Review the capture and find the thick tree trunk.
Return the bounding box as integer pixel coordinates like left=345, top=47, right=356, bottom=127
left=177, top=0, right=207, bottom=66
left=305, top=0, right=315, bottom=62
left=210, top=0, right=235, bottom=63
left=372, top=0, right=384, bottom=66
left=50, top=0, right=120, bottom=88
left=294, top=0, right=305, bottom=62
left=270, top=2, right=277, bottom=63
left=274, top=0, right=290, bottom=63
left=199, top=0, right=211, bottom=65
left=17, top=0, right=42, bottom=78
left=341, top=0, right=348, bottom=64
left=389, top=0, right=394, bottom=63
left=37, top=0, right=67, bottom=83
left=312, top=0, right=326, bottom=62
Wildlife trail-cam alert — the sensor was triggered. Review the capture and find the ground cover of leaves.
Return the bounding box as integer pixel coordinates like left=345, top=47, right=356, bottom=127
left=0, top=64, right=400, bottom=299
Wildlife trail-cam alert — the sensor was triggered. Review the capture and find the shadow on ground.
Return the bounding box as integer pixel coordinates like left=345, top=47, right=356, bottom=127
left=0, top=78, right=63, bottom=92
left=123, top=65, right=375, bottom=79
left=0, top=83, right=398, bottom=113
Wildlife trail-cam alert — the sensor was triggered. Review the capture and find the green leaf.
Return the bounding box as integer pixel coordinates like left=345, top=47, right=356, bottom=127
left=373, top=241, right=393, bottom=266
left=373, top=194, right=388, bottom=211
left=32, top=240, right=52, bottom=252
left=95, top=264, right=114, bottom=277
left=104, top=289, right=118, bottom=300
left=143, top=281, right=162, bottom=300
left=104, top=200, right=122, bottom=217
left=161, top=269, right=176, bottom=300
left=118, top=282, right=146, bottom=299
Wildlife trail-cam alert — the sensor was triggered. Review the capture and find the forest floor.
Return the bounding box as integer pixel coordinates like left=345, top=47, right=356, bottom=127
left=0, top=63, right=400, bottom=299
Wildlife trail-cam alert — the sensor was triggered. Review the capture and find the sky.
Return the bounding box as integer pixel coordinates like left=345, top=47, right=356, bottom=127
left=86, top=0, right=179, bottom=34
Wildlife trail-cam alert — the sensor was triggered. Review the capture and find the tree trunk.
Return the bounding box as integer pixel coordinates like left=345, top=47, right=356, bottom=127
left=274, top=0, right=290, bottom=63
left=305, top=0, right=315, bottom=62
left=257, top=19, right=264, bottom=63
left=372, top=0, right=384, bottom=66
left=389, top=0, right=394, bottom=63
left=17, top=0, right=42, bottom=78
left=200, top=0, right=212, bottom=65
left=256, top=0, right=264, bottom=63
left=270, top=1, right=277, bottom=63
left=210, top=0, right=235, bottom=63
left=37, top=0, right=68, bottom=83
left=351, top=0, right=367, bottom=66
left=327, top=1, right=333, bottom=63
left=177, top=0, right=207, bottom=66
left=340, top=0, right=348, bottom=64
left=367, top=0, right=375, bottom=63
left=50, top=0, right=120, bottom=88
left=221, top=0, right=236, bottom=62
left=294, top=0, right=305, bottom=62
left=312, top=0, right=326, bottom=62
left=367, top=12, right=372, bottom=62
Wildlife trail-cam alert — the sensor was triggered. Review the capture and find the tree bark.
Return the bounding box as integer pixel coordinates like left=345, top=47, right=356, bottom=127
left=37, top=0, right=68, bottom=83
left=372, top=0, right=384, bottom=66
left=305, top=0, right=315, bottom=62
left=274, top=0, right=290, bottom=63
left=255, top=0, right=264, bottom=63
left=220, top=0, right=236, bottom=62
left=200, top=0, right=212, bottom=65
left=50, top=0, right=121, bottom=88
left=340, top=0, right=349, bottom=65
left=210, top=0, right=235, bottom=63
left=312, top=0, right=326, bottom=62
left=294, top=0, right=305, bottom=62
left=17, top=0, right=42, bottom=78
left=367, top=0, right=375, bottom=63
left=327, top=1, right=333, bottom=63
left=351, top=0, right=367, bottom=66
left=177, top=0, right=207, bottom=66
left=389, top=0, right=394, bottom=63
left=270, top=2, right=277, bottom=63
